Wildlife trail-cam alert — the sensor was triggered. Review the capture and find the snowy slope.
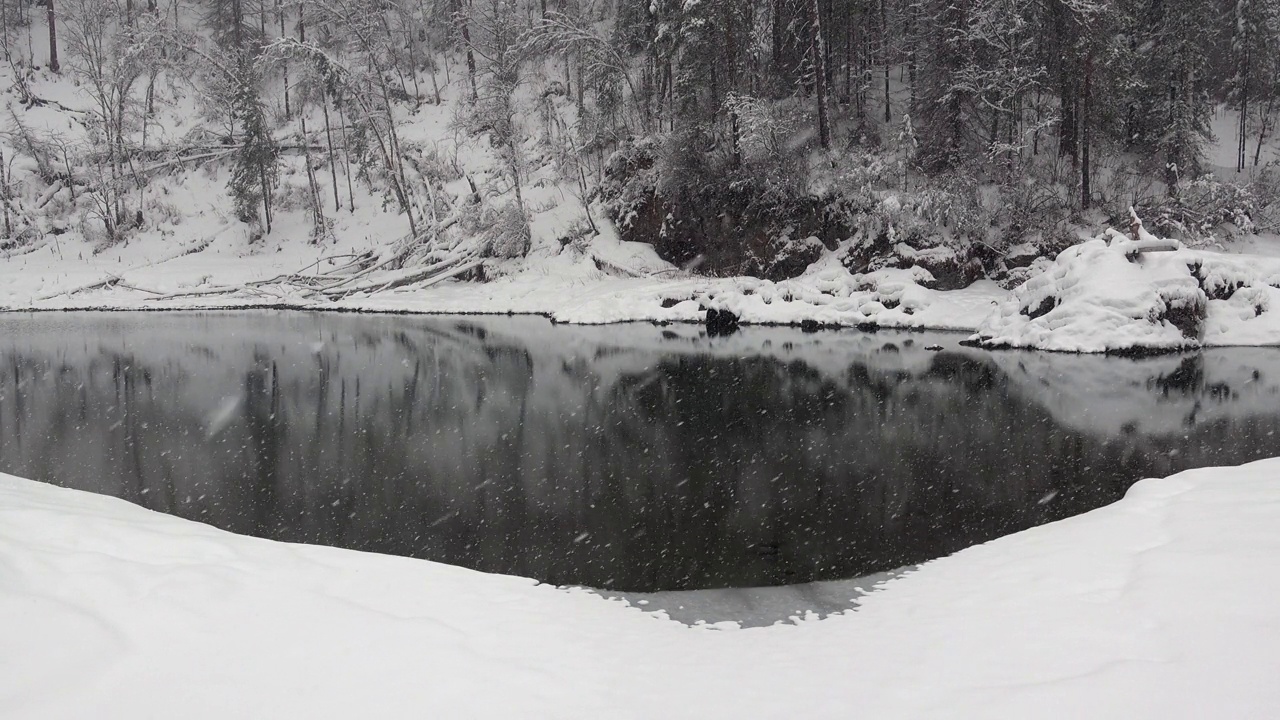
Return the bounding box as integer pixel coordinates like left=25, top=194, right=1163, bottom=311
left=4, top=459, right=1280, bottom=719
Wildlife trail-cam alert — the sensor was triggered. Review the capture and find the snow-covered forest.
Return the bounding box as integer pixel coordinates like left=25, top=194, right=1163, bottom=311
left=9, top=3, right=1280, bottom=715
left=3, top=0, right=1280, bottom=283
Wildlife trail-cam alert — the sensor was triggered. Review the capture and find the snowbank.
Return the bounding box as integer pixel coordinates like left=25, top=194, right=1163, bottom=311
left=6, top=211, right=1280, bottom=353
left=4, top=459, right=1280, bottom=718
left=0, top=228, right=1007, bottom=332
left=973, top=228, right=1280, bottom=353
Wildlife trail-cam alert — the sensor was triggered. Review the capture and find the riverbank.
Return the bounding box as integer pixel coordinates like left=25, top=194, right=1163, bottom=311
left=3, top=225, right=1280, bottom=352
left=0, top=226, right=1006, bottom=329
left=4, top=458, right=1280, bottom=718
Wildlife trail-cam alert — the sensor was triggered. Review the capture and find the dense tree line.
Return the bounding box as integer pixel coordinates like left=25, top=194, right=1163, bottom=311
left=2, top=0, right=1279, bottom=258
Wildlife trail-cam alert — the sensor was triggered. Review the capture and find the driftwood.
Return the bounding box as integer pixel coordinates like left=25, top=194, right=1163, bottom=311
left=591, top=253, right=644, bottom=278
left=321, top=254, right=477, bottom=297
left=35, top=275, right=120, bottom=301
left=414, top=259, right=485, bottom=290
left=144, top=286, right=242, bottom=301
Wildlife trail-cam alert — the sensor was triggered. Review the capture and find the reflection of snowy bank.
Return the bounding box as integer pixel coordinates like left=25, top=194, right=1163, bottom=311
left=969, top=346, right=1280, bottom=438
left=5, top=458, right=1280, bottom=718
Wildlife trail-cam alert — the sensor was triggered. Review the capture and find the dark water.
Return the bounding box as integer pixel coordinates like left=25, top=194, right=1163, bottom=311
left=2, top=312, right=1279, bottom=592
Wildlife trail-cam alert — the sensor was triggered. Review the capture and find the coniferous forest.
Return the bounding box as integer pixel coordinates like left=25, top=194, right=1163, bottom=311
left=1, top=0, right=1278, bottom=280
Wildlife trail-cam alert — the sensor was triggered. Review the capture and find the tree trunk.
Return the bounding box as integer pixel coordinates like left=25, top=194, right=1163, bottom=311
left=1081, top=52, right=1093, bottom=210
left=46, top=0, right=59, bottom=73
left=278, top=0, right=290, bottom=116
left=0, top=146, right=10, bottom=238
left=460, top=0, right=478, bottom=101
left=811, top=0, right=831, bottom=149
left=1255, top=95, right=1275, bottom=167
left=337, top=100, right=356, bottom=212
left=1239, top=44, right=1250, bottom=173
left=907, top=2, right=915, bottom=113
left=300, top=117, right=325, bottom=240
left=322, top=95, right=340, bottom=212
left=260, top=165, right=273, bottom=234
left=881, top=0, right=890, bottom=123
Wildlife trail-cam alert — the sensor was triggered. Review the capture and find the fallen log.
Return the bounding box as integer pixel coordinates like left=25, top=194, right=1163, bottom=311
left=322, top=254, right=476, bottom=298
left=35, top=275, right=120, bottom=301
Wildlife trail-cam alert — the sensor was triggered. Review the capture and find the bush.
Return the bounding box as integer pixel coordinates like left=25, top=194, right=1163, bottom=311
left=1128, top=174, right=1258, bottom=243
left=479, top=203, right=531, bottom=259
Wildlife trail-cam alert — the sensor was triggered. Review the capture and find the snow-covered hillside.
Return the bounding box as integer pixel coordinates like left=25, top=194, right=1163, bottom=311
left=5, top=0, right=1280, bottom=355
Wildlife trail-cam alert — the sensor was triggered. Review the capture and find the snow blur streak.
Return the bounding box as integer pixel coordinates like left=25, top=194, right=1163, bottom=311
left=205, top=396, right=243, bottom=439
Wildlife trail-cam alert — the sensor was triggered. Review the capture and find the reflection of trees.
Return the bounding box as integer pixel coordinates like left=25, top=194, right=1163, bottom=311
left=4, top=320, right=1280, bottom=593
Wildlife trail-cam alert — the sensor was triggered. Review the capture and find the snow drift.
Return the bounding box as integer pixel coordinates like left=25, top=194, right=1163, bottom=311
left=972, top=227, right=1280, bottom=353
left=4, top=458, right=1280, bottom=718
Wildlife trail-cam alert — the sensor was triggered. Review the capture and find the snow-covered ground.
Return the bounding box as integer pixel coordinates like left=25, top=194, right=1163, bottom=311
left=4, top=459, right=1280, bottom=718
left=8, top=216, right=1280, bottom=354
left=1, top=15, right=1277, bottom=354
left=974, top=227, right=1280, bottom=352
left=0, top=216, right=1008, bottom=330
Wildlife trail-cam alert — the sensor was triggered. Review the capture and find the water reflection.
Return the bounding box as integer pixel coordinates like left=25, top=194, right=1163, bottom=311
left=2, top=312, right=1279, bottom=592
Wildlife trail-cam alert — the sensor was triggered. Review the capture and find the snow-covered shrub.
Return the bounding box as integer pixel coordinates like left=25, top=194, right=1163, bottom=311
left=479, top=202, right=531, bottom=260
left=557, top=217, right=596, bottom=257
left=721, top=93, right=804, bottom=163
left=1129, top=175, right=1262, bottom=243
left=271, top=180, right=312, bottom=212
left=599, top=136, right=660, bottom=232
left=146, top=198, right=184, bottom=228
left=996, top=168, right=1073, bottom=252
left=911, top=170, right=990, bottom=242
left=0, top=226, right=40, bottom=253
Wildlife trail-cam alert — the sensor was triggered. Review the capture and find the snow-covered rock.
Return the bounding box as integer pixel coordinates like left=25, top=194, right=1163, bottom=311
left=972, top=229, right=1280, bottom=353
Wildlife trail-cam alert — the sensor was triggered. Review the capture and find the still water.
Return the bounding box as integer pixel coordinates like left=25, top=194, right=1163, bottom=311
left=2, top=312, right=1278, bottom=592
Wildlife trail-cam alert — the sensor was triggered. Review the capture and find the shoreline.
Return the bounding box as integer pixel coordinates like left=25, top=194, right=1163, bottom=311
left=6, top=300, right=1280, bottom=358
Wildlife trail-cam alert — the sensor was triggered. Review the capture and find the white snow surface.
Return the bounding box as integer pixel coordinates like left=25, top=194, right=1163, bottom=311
left=7, top=214, right=1280, bottom=353
left=0, top=222, right=1007, bottom=330
left=4, top=460, right=1280, bottom=718
left=975, top=229, right=1280, bottom=352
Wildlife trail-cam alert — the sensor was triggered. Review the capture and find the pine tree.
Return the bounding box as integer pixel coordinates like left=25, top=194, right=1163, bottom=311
left=228, top=57, right=279, bottom=234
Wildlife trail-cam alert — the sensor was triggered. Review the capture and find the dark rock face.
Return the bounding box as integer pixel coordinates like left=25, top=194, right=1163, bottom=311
left=600, top=141, right=847, bottom=281
left=764, top=235, right=825, bottom=282
left=1158, top=294, right=1207, bottom=340
left=706, top=308, right=741, bottom=336
left=1003, top=244, right=1041, bottom=270
left=1025, top=296, right=1057, bottom=320
left=841, top=237, right=984, bottom=291
left=913, top=250, right=985, bottom=291
left=614, top=192, right=840, bottom=281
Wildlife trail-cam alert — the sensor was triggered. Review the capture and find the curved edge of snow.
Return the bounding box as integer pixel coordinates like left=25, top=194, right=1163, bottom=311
left=4, top=458, right=1280, bottom=718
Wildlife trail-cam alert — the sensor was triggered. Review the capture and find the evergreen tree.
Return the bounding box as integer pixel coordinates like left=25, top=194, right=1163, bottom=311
left=228, top=58, right=279, bottom=234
